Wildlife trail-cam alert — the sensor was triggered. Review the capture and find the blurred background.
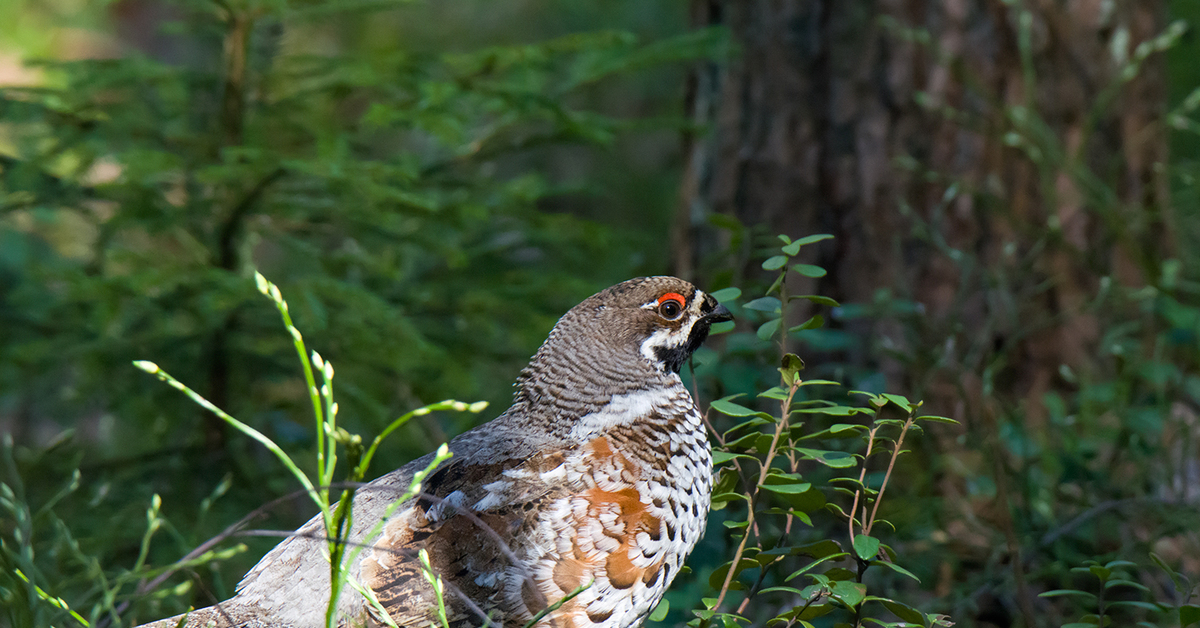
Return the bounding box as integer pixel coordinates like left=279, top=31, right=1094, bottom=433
left=2, top=0, right=1199, bottom=626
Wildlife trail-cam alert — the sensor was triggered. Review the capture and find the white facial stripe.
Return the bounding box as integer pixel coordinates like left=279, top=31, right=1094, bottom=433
left=638, top=289, right=710, bottom=364
left=640, top=327, right=681, bottom=362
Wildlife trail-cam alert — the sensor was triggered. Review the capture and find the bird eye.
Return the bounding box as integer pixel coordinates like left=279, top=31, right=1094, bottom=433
left=657, top=293, right=685, bottom=320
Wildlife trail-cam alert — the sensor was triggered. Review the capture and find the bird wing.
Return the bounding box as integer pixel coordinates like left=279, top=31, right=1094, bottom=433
left=356, top=448, right=571, bottom=628
left=362, top=430, right=686, bottom=628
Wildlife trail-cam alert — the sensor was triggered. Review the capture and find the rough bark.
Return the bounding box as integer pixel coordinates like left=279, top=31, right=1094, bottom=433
left=678, top=0, right=1170, bottom=436
left=677, top=0, right=1171, bottom=622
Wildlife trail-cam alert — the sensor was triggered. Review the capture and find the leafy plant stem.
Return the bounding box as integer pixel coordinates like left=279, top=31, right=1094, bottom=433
left=848, top=416, right=880, bottom=548
left=711, top=377, right=801, bottom=613
left=132, top=361, right=320, bottom=509
left=864, top=409, right=916, bottom=537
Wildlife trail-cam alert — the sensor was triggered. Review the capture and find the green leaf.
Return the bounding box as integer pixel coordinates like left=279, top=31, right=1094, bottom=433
left=1181, top=604, right=1200, bottom=627
left=798, top=379, right=841, bottom=387
left=916, top=415, right=958, bottom=424
left=1107, top=601, right=1164, bottom=612
left=824, top=502, right=850, bottom=518
left=795, top=233, right=834, bottom=246
left=795, top=448, right=858, bottom=468
left=745, top=296, right=782, bottom=312
left=791, top=294, right=841, bottom=306
left=797, top=405, right=870, bottom=416
left=1104, top=579, right=1150, bottom=592
left=762, top=482, right=814, bottom=495
left=1038, top=590, right=1098, bottom=601
left=1087, top=564, right=1112, bottom=580
left=710, top=397, right=767, bottom=418
left=648, top=599, right=669, bottom=622
left=829, top=580, right=866, bottom=608
left=829, top=477, right=866, bottom=490
left=722, top=418, right=774, bottom=439
left=763, top=255, right=789, bottom=270
left=881, top=393, right=912, bottom=411
left=871, top=559, right=921, bottom=582
left=823, top=567, right=857, bottom=582
left=875, top=598, right=926, bottom=624
left=709, top=320, right=735, bottom=335
left=710, top=492, right=747, bottom=507
left=758, top=319, right=782, bottom=341
left=779, top=353, right=805, bottom=385
left=758, top=540, right=844, bottom=562
left=709, top=287, right=742, bottom=302
left=852, top=535, right=880, bottom=560
left=726, top=432, right=763, bottom=450
left=792, top=264, right=827, bottom=278
left=759, top=386, right=790, bottom=400
left=781, top=240, right=803, bottom=256
left=789, top=315, right=824, bottom=333
left=708, top=557, right=757, bottom=590
left=1150, top=552, right=1188, bottom=593
left=759, top=586, right=806, bottom=596
left=763, top=270, right=785, bottom=296
left=711, top=451, right=756, bottom=465
left=785, top=554, right=848, bottom=582
left=760, top=477, right=827, bottom=511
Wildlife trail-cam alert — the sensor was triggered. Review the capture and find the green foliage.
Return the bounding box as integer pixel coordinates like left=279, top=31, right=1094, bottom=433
left=1040, top=556, right=1200, bottom=628
left=134, top=274, right=471, bottom=627
left=0, top=0, right=720, bottom=452
left=0, top=0, right=722, bottom=625
left=677, top=236, right=955, bottom=628
left=4, top=274, right=471, bottom=626
left=4, top=2, right=1200, bottom=627
left=841, top=8, right=1200, bottom=628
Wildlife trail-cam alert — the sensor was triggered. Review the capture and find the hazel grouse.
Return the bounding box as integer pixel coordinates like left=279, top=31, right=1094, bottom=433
left=140, top=276, right=731, bottom=628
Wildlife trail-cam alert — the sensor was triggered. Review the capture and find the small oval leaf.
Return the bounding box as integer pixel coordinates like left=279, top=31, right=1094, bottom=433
left=745, top=296, right=782, bottom=312
left=709, top=287, right=742, bottom=302
left=792, top=264, right=827, bottom=278
left=710, top=397, right=759, bottom=417
left=763, top=255, right=789, bottom=270
left=758, top=318, right=782, bottom=341
left=648, top=599, right=669, bottom=622
left=852, top=535, right=880, bottom=560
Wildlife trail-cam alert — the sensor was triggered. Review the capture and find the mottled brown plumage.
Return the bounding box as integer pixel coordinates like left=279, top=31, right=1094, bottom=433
left=138, top=277, right=730, bottom=628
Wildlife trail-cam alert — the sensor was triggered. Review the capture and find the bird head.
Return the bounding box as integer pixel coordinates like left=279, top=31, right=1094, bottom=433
left=517, top=277, right=732, bottom=399
left=619, top=278, right=733, bottom=374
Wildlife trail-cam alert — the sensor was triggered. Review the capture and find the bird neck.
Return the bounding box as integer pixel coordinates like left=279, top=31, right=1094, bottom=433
left=507, top=367, right=690, bottom=443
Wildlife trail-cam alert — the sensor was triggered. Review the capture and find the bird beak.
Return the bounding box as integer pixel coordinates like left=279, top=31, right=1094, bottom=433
left=704, top=303, right=733, bottom=324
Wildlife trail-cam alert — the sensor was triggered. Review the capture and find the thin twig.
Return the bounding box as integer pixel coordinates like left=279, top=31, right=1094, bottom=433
left=711, top=379, right=800, bottom=613
left=865, top=411, right=915, bottom=536
left=848, top=421, right=880, bottom=547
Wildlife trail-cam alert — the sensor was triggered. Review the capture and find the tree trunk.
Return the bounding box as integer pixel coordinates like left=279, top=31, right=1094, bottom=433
left=677, top=0, right=1172, bottom=623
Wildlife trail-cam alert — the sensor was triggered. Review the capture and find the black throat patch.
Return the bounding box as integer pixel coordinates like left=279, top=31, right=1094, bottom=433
left=653, top=320, right=714, bottom=374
